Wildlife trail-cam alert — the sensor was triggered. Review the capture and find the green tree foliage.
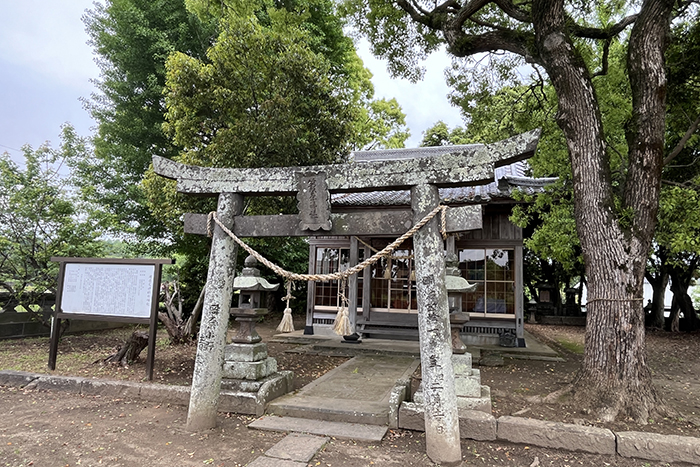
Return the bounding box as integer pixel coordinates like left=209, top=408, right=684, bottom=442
left=83, top=0, right=217, bottom=245
left=353, top=97, right=410, bottom=150
left=160, top=13, right=354, bottom=169
left=0, top=126, right=103, bottom=324
left=344, top=0, right=696, bottom=422
left=419, top=121, right=470, bottom=147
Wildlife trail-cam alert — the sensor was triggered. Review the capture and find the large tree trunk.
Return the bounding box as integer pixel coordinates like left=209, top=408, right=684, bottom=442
left=533, top=0, right=673, bottom=422
left=669, top=263, right=700, bottom=331
left=645, top=264, right=669, bottom=329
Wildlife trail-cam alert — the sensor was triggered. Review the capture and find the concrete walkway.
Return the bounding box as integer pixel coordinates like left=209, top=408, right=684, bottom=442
left=267, top=354, right=419, bottom=426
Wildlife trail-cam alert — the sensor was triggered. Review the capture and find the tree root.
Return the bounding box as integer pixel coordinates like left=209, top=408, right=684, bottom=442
left=535, top=378, right=676, bottom=424
left=98, top=330, right=149, bottom=367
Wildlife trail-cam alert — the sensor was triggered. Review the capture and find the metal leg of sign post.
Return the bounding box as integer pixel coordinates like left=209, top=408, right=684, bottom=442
left=411, top=184, right=462, bottom=466
left=48, top=316, right=60, bottom=370
left=48, top=261, right=66, bottom=371
left=146, top=263, right=165, bottom=381
left=186, top=192, right=243, bottom=432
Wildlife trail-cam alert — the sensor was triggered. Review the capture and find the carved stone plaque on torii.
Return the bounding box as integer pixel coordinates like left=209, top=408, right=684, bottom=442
left=152, top=130, right=540, bottom=465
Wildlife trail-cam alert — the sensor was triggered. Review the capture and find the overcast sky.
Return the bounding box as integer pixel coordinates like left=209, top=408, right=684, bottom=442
left=0, top=1, right=463, bottom=163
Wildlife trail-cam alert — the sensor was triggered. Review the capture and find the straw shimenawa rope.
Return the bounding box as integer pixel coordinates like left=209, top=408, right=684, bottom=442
left=276, top=280, right=295, bottom=333
left=208, top=204, right=448, bottom=335
left=207, top=204, right=448, bottom=283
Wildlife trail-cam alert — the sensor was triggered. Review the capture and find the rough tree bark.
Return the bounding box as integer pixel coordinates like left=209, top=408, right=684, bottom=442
left=533, top=0, right=672, bottom=423
left=368, top=0, right=679, bottom=422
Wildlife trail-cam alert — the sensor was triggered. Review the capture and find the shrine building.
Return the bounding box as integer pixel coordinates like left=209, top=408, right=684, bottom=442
left=304, top=144, right=555, bottom=347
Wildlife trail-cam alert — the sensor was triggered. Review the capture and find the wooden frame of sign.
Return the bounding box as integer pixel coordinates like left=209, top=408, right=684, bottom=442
left=48, top=257, right=174, bottom=380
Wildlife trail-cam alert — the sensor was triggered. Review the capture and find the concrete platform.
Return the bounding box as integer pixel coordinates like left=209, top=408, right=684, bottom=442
left=272, top=329, right=561, bottom=362
left=267, top=355, right=419, bottom=426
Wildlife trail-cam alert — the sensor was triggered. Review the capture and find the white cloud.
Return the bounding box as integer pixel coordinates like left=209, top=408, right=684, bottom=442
left=0, top=0, right=99, bottom=87
left=355, top=40, right=464, bottom=147
left=0, top=0, right=98, bottom=158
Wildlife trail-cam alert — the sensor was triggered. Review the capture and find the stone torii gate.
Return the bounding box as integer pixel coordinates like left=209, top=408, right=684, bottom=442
left=153, top=130, right=539, bottom=466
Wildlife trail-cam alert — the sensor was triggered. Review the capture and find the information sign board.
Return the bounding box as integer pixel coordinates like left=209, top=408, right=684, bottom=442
left=49, top=257, right=174, bottom=380
left=61, top=263, right=155, bottom=319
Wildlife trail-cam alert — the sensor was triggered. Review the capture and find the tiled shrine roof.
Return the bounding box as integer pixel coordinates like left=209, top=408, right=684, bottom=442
left=332, top=145, right=557, bottom=207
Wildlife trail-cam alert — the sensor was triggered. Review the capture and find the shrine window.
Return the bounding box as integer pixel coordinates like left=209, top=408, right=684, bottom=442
left=458, top=248, right=515, bottom=318
left=313, top=246, right=363, bottom=310
left=369, top=248, right=418, bottom=313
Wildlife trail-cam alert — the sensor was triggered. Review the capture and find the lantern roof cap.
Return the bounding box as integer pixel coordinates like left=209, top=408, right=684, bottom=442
left=232, top=256, right=280, bottom=292
left=444, top=253, right=478, bottom=293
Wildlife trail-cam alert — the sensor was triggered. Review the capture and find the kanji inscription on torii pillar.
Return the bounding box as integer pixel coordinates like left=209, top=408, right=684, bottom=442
left=152, top=129, right=540, bottom=466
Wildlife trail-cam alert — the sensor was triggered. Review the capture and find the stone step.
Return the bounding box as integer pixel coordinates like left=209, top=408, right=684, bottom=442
left=267, top=395, right=391, bottom=425
left=249, top=415, right=388, bottom=442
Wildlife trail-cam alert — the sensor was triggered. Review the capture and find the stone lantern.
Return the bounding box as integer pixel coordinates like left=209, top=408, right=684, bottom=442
left=220, top=256, right=293, bottom=416
left=444, top=253, right=477, bottom=354
left=229, top=256, right=279, bottom=344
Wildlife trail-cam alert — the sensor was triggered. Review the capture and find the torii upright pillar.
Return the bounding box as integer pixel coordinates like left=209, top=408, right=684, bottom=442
left=412, top=184, right=461, bottom=465
left=186, top=192, right=243, bottom=431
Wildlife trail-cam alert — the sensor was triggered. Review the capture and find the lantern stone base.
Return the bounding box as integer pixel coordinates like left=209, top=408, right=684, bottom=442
left=219, top=371, right=294, bottom=416
left=219, top=341, right=293, bottom=416
left=222, top=357, right=278, bottom=380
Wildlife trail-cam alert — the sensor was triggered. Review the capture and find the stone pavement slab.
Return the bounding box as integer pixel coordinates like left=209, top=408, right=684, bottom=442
left=246, top=456, right=306, bottom=467
left=249, top=416, right=388, bottom=441
left=267, top=355, right=419, bottom=425
left=264, top=433, right=328, bottom=462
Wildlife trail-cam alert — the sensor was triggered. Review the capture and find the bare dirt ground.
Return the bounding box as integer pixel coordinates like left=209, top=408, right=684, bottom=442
left=0, top=316, right=698, bottom=466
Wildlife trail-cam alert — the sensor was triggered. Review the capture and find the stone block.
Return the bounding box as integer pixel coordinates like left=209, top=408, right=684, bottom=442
left=249, top=416, right=387, bottom=442
left=224, top=342, right=268, bottom=362
left=32, top=375, right=86, bottom=392
left=400, top=402, right=496, bottom=441
left=247, top=456, right=306, bottom=467
left=388, top=380, right=408, bottom=429
left=139, top=383, right=191, bottom=406
left=413, top=388, right=424, bottom=405
left=497, top=416, right=615, bottom=455
left=454, top=374, right=481, bottom=398
left=81, top=379, right=141, bottom=398
left=398, top=401, right=427, bottom=432
left=219, top=371, right=293, bottom=416
left=265, top=433, right=328, bottom=463
left=616, top=431, right=700, bottom=464
left=219, top=390, right=259, bottom=415
left=222, top=357, right=277, bottom=380
left=458, top=409, right=497, bottom=441
left=452, top=353, right=473, bottom=375
left=0, top=370, right=38, bottom=387
left=221, top=378, right=265, bottom=392
left=456, top=385, right=492, bottom=413
left=258, top=371, right=293, bottom=404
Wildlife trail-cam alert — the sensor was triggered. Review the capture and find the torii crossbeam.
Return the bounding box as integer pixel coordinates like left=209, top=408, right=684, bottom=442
left=153, top=130, right=540, bottom=466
